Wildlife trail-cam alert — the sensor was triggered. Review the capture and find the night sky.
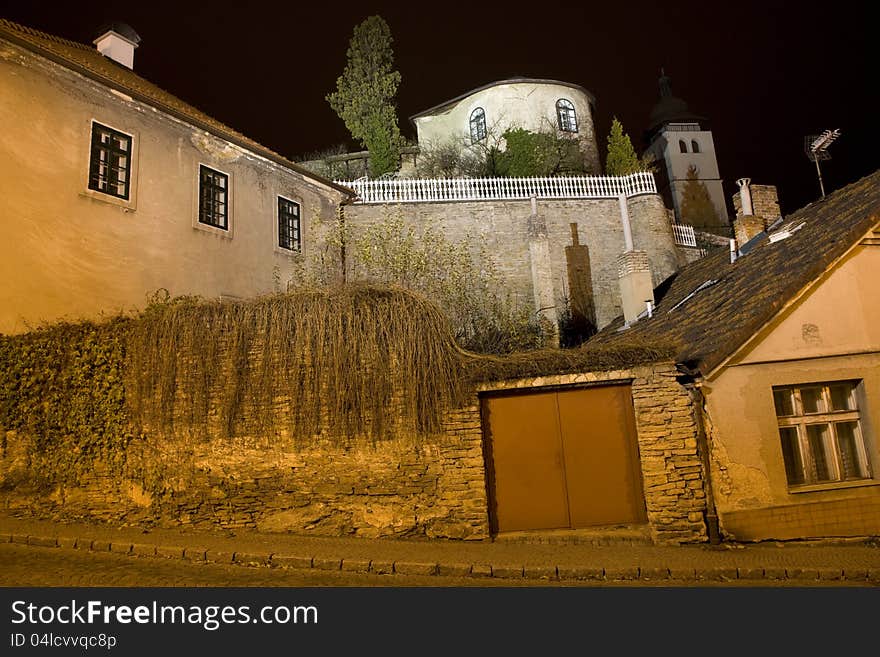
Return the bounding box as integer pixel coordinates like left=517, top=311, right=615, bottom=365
left=2, top=0, right=875, bottom=214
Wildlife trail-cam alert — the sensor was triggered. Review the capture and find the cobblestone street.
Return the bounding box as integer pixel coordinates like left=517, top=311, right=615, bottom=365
left=1, top=542, right=874, bottom=587
left=0, top=544, right=498, bottom=587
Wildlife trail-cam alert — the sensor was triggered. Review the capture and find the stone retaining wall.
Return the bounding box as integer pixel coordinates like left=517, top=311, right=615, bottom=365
left=344, top=194, right=683, bottom=330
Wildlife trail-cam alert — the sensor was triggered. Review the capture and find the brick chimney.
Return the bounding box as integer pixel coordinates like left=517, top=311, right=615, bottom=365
left=732, top=178, right=781, bottom=245
left=617, top=195, right=654, bottom=325
left=94, top=23, right=140, bottom=70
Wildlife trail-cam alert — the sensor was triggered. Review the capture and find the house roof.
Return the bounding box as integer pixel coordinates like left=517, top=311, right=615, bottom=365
left=0, top=18, right=354, bottom=198
left=588, top=169, right=880, bottom=377
left=409, top=78, right=597, bottom=122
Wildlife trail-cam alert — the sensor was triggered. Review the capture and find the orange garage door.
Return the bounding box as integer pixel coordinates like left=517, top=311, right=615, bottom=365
left=482, top=384, right=646, bottom=532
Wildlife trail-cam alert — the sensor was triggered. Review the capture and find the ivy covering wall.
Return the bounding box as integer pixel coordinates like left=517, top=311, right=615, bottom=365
left=0, top=285, right=673, bottom=498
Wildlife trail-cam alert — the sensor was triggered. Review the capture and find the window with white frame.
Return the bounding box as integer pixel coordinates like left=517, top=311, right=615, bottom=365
left=277, top=196, right=301, bottom=251
left=88, top=122, right=132, bottom=199
left=556, top=99, right=578, bottom=132
left=773, top=381, right=872, bottom=487
left=199, top=165, right=228, bottom=230
left=469, top=107, right=487, bottom=142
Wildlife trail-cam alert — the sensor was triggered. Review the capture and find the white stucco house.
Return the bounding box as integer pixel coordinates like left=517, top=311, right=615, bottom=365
left=409, top=78, right=602, bottom=174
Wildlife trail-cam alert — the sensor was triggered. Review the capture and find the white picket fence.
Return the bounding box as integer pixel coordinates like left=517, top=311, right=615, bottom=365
left=671, top=223, right=698, bottom=247
left=336, top=172, right=657, bottom=204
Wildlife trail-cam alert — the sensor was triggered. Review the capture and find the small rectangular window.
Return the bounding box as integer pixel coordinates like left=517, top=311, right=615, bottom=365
left=773, top=381, right=872, bottom=488
left=278, top=197, right=301, bottom=251
left=199, top=165, right=228, bottom=230
left=88, top=122, right=132, bottom=199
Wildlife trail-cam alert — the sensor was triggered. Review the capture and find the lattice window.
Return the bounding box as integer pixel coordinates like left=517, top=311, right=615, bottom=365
left=774, top=381, right=872, bottom=487
left=278, top=196, right=301, bottom=251
left=88, top=122, right=132, bottom=199
left=469, top=107, right=487, bottom=142
left=556, top=99, right=578, bottom=133
left=199, top=165, right=228, bottom=230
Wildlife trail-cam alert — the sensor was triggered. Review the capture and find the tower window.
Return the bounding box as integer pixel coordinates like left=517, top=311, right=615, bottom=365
left=679, top=139, right=688, bottom=153
left=469, top=107, right=487, bottom=142
left=692, top=140, right=700, bottom=153
left=556, top=99, right=578, bottom=132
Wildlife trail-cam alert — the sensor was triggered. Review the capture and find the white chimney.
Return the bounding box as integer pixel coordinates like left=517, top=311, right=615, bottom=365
left=736, top=178, right=753, bottom=216
left=616, top=194, right=654, bottom=325
left=94, top=23, right=141, bottom=70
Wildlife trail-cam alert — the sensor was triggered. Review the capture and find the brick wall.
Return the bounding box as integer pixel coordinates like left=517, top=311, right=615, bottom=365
left=1, top=402, right=491, bottom=540
left=1, top=361, right=707, bottom=544
left=721, top=497, right=880, bottom=541
left=344, top=194, right=684, bottom=330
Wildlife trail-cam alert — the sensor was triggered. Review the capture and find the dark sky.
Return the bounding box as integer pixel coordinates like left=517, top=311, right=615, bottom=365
left=2, top=0, right=875, bottom=214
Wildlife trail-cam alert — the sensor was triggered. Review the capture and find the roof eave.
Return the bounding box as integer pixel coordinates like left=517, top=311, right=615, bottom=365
left=410, top=78, right=597, bottom=123
left=0, top=26, right=355, bottom=200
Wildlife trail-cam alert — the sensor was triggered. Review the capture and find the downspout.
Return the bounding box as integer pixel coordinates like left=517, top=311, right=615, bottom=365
left=684, top=378, right=721, bottom=544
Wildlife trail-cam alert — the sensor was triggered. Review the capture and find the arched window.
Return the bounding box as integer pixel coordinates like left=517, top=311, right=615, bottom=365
left=556, top=99, right=578, bottom=132
left=679, top=139, right=688, bottom=153
left=469, top=107, right=487, bottom=142
left=691, top=140, right=700, bottom=153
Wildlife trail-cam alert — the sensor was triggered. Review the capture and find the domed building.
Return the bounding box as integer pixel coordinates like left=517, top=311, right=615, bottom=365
left=410, top=78, right=601, bottom=175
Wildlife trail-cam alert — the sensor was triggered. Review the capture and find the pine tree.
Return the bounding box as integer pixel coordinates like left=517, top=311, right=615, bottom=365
left=604, top=117, right=642, bottom=175
left=679, top=165, right=720, bottom=229
left=327, top=16, right=402, bottom=177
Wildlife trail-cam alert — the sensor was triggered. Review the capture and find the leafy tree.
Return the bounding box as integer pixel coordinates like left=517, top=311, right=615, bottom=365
left=288, top=208, right=543, bottom=353
left=679, top=165, right=720, bottom=229
left=604, top=117, right=644, bottom=176
left=495, top=128, right=585, bottom=177
left=327, top=16, right=403, bottom=177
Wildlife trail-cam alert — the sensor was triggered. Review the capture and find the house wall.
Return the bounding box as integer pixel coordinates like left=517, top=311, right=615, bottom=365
left=0, top=39, right=347, bottom=334
left=413, top=81, right=601, bottom=174
left=343, top=193, right=682, bottom=330
left=702, top=243, right=880, bottom=540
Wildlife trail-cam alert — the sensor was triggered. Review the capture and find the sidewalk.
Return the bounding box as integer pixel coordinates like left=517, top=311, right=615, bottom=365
left=2, top=512, right=878, bottom=584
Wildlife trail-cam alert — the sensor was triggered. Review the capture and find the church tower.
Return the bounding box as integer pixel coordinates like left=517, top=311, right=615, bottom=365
left=644, top=71, right=729, bottom=232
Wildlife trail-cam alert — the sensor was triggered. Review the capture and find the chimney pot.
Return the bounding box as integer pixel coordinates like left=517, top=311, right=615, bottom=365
left=94, top=22, right=140, bottom=69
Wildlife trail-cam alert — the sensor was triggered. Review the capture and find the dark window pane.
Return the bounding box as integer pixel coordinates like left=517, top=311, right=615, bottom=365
left=800, top=387, right=824, bottom=414
left=779, top=427, right=804, bottom=485
left=806, top=424, right=833, bottom=482
left=835, top=422, right=865, bottom=479
left=828, top=383, right=854, bottom=411
left=773, top=389, right=794, bottom=416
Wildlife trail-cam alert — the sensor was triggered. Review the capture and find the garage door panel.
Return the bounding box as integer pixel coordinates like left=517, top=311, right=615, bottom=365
left=484, top=392, right=570, bottom=531
left=556, top=386, right=646, bottom=527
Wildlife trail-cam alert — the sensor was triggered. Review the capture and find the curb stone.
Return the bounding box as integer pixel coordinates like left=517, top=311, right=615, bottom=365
left=340, top=558, right=371, bottom=573
left=523, top=565, right=556, bottom=580
left=4, top=527, right=878, bottom=585
left=271, top=554, right=313, bottom=569
left=491, top=565, right=524, bottom=579
left=437, top=563, right=472, bottom=577
left=394, top=561, right=438, bottom=576
left=369, top=560, right=394, bottom=575
left=557, top=566, right=604, bottom=580
left=471, top=563, right=493, bottom=578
